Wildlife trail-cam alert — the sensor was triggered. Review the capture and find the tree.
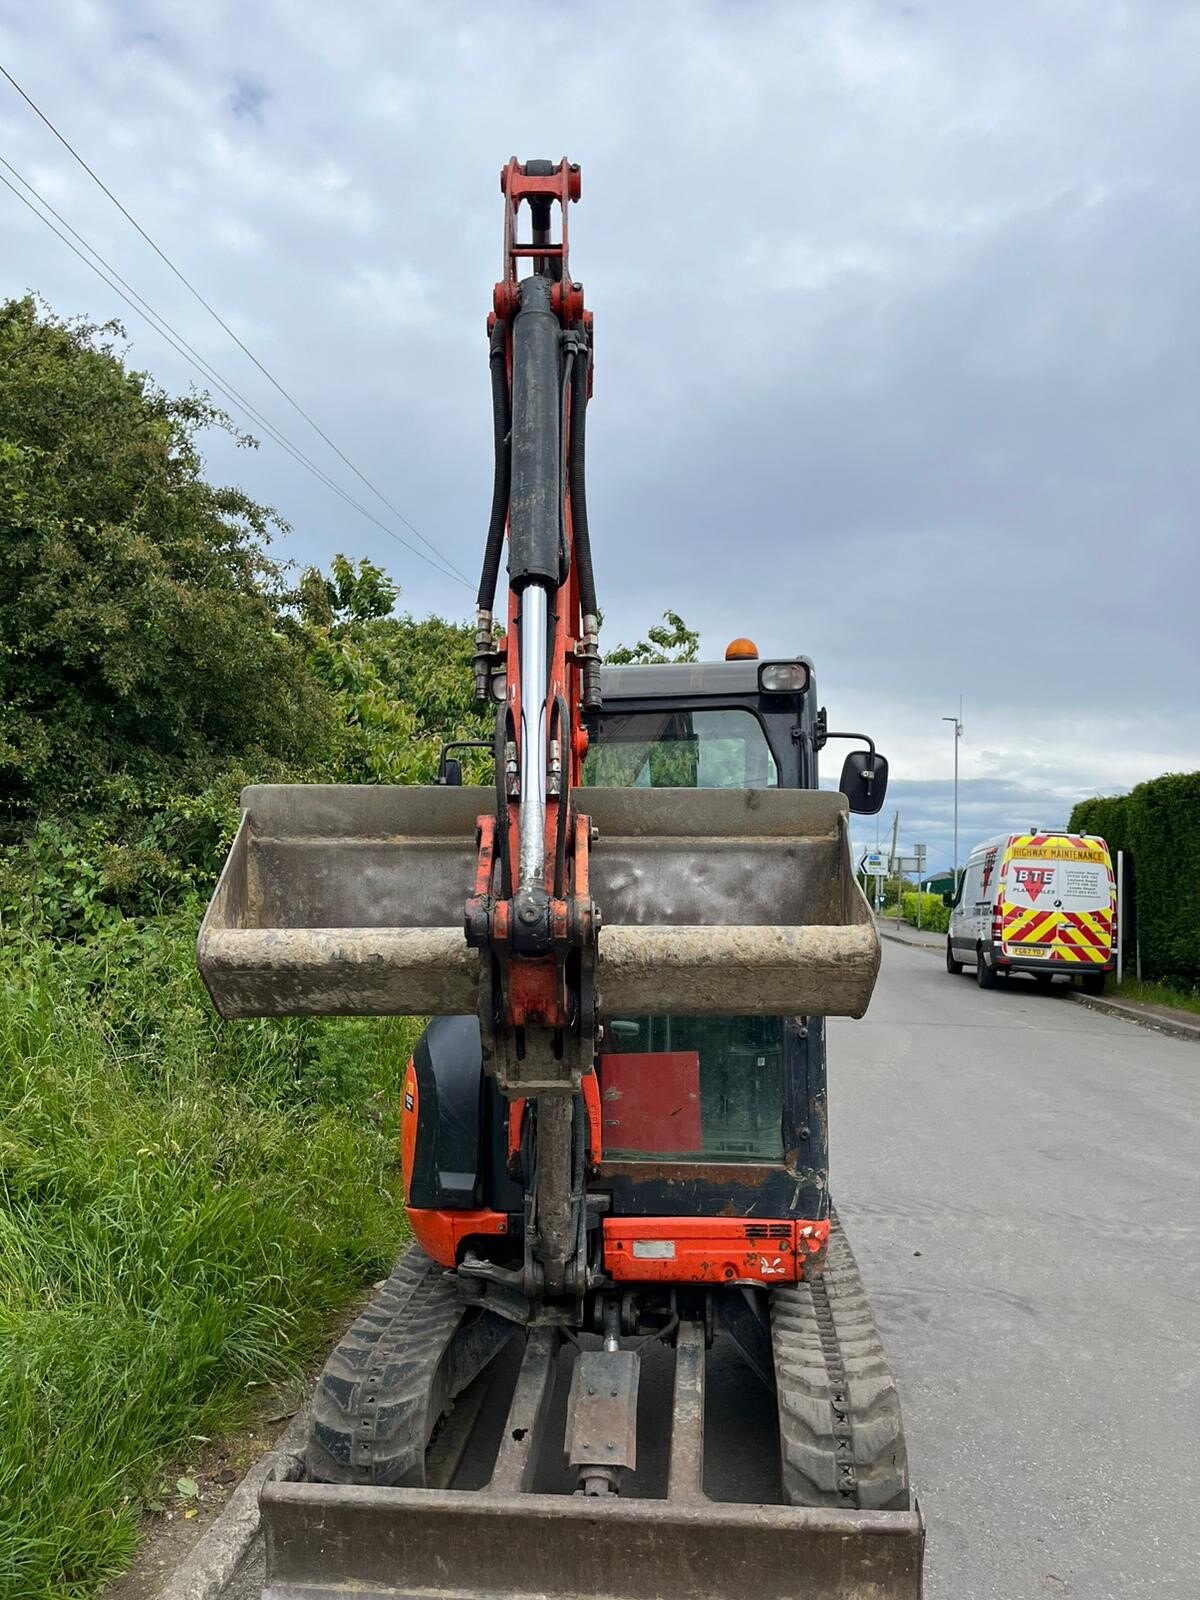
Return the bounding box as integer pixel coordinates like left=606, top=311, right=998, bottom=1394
left=302, top=574, right=492, bottom=784
left=298, top=553, right=400, bottom=627
left=605, top=610, right=699, bottom=665
left=0, top=296, right=332, bottom=822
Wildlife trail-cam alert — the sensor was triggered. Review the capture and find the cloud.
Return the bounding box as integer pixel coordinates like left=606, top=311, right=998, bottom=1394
left=229, top=76, right=269, bottom=123
left=1, top=0, right=1196, bottom=826
left=847, top=776, right=1105, bottom=881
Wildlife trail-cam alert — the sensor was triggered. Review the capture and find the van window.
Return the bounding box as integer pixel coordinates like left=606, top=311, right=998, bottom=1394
left=960, top=858, right=985, bottom=909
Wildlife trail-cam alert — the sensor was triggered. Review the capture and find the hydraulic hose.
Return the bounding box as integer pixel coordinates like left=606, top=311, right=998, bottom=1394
left=474, top=318, right=512, bottom=701
left=568, top=328, right=602, bottom=707
left=568, top=332, right=597, bottom=620
left=476, top=317, right=511, bottom=614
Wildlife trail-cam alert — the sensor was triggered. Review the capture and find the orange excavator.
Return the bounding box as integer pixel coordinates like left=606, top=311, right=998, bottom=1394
left=199, top=158, right=925, bottom=1599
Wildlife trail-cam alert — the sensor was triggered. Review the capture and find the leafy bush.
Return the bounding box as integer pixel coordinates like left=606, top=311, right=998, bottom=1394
left=878, top=875, right=915, bottom=909
left=1071, top=771, right=1200, bottom=985
left=900, top=892, right=949, bottom=933
left=304, top=608, right=491, bottom=786
left=0, top=297, right=334, bottom=822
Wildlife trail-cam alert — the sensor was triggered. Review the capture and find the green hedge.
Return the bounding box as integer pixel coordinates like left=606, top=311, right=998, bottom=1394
left=900, top=892, right=949, bottom=933
left=1071, top=771, right=1200, bottom=985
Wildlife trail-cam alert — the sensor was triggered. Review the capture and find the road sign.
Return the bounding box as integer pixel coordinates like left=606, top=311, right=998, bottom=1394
left=892, top=855, right=924, bottom=873
left=858, top=851, right=887, bottom=877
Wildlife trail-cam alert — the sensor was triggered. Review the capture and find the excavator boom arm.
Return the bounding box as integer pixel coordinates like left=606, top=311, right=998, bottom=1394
left=464, top=158, right=599, bottom=1306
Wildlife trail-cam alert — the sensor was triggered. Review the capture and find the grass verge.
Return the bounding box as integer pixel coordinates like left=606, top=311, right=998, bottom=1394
left=0, top=912, right=417, bottom=1600
left=1109, top=975, right=1200, bottom=1017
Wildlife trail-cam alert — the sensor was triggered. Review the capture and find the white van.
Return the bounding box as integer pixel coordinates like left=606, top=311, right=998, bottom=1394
left=945, top=830, right=1115, bottom=993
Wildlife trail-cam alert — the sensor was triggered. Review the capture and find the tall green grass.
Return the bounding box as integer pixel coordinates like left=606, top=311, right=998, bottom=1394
left=0, top=914, right=417, bottom=1599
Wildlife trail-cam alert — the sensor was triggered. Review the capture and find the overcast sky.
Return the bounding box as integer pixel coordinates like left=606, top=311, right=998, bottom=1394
left=3, top=0, right=1197, bottom=874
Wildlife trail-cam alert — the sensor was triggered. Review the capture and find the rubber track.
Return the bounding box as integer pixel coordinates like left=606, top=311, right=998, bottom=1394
left=770, top=1213, right=911, bottom=1511
left=306, top=1243, right=510, bottom=1486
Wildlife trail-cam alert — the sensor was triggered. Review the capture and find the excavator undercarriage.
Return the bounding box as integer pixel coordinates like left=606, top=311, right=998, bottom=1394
left=259, top=1229, right=921, bottom=1600
left=198, top=157, right=924, bottom=1599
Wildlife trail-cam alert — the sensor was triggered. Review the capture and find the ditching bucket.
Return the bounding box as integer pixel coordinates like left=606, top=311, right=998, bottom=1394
left=197, top=785, right=879, bottom=1020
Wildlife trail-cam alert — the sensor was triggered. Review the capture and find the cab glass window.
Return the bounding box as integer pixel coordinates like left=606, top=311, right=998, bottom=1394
left=598, top=1014, right=784, bottom=1163
left=583, top=708, right=778, bottom=789
left=586, top=706, right=782, bottom=1164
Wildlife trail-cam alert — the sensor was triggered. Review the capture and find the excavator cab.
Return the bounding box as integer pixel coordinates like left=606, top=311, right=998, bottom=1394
left=585, top=654, right=861, bottom=1222
left=389, top=652, right=865, bottom=1272
left=197, top=158, right=924, bottom=1599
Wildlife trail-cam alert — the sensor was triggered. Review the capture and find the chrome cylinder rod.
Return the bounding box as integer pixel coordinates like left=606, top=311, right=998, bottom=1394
left=517, top=583, right=549, bottom=889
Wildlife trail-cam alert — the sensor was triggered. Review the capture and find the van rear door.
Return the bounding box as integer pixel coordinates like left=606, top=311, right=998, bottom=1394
left=1001, top=836, right=1114, bottom=967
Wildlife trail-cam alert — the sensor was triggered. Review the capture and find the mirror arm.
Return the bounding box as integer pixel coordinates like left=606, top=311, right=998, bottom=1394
left=437, top=739, right=493, bottom=785
left=825, top=731, right=879, bottom=780
left=823, top=731, right=877, bottom=760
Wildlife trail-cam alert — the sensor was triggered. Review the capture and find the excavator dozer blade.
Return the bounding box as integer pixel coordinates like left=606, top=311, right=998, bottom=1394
left=260, top=1481, right=924, bottom=1600
left=197, top=784, right=878, bottom=1020
left=259, top=1314, right=922, bottom=1600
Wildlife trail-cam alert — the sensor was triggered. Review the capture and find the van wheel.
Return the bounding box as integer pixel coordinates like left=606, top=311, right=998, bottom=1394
left=1080, top=971, right=1107, bottom=996
left=976, top=950, right=998, bottom=989
left=946, top=941, right=963, bottom=975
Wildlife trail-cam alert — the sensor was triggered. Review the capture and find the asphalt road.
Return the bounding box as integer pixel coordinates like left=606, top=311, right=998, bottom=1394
left=832, top=939, right=1200, bottom=1600
left=222, top=939, right=1198, bottom=1600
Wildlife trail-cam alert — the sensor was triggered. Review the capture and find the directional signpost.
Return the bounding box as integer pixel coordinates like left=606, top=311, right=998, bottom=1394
left=858, top=850, right=887, bottom=913
left=858, top=844, right=930, bottom=923
left=889, top=845, right=928, bottom=927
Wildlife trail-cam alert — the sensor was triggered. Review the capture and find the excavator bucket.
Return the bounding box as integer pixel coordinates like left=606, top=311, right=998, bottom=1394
left=197, top=784, right=879, bottom=1020
left=256, top=1320, right=923, bottom=1600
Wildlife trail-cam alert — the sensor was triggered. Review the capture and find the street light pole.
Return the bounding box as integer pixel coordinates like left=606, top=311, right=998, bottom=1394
left=942, top=701, right=963, bottom=886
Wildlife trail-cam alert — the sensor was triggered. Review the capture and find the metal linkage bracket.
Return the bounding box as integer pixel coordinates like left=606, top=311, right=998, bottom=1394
left=565, top=1349, right=641, bottom=1495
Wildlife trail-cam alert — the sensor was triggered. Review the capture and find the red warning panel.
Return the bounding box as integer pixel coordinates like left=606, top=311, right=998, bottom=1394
left=598, top=1051, right=702, bottom=1155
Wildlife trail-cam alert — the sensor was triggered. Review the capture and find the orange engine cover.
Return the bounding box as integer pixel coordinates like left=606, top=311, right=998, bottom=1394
left=603, top=1217, right=829, bottom=1285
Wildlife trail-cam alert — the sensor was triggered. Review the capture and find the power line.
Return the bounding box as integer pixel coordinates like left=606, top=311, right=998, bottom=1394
left=0, top=167, right=468, bottom=589
left=0, top=164, right=471, bottom=588
left=0, top=156, right=335, bottom=482
left=0, top=60, right=473, bottom=587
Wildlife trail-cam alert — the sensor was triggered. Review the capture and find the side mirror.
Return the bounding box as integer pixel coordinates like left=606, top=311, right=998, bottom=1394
left=839, top=749, right=889, bottom=815
left=942, top=892, right=954, bottom=908
left=436, top=739, right=491, bottom=786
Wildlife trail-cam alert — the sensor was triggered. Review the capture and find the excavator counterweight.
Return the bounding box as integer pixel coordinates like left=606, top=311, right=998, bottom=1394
left=197, top=157, right=924, bottom=1600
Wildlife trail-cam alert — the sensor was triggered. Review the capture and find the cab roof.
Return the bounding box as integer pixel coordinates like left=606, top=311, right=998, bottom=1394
left=599, top=658, right=812, bottom=700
